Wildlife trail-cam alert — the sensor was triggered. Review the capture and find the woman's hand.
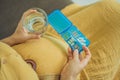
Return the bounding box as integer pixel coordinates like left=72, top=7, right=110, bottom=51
left=1, top=9, right=40, bottom=46
left=61, top=46, right=91, bottom=80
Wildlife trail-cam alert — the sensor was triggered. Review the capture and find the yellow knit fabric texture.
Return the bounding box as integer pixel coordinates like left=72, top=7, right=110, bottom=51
left=47, top=0, right=120, bottom=80
left=0, top=42, right=39, bottom=80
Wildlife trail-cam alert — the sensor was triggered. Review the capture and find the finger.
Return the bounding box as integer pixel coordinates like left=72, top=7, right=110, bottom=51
left=23, top=27, right=28, bottom=33
left=82, top=46, right=91, bottom=57
left=68, top=47, right=72, bottom=60
left=80, top=46, right=91, bottom=67
left=23, top=9, right=37, bottom=18
left=68, top=47, right=72, bottom=54
left=68, top=47, right=73, bottom=60
left=28, top=34, right=41, bottom=39
left=73, top=49, right=79, bottom=60
left=19, top=9, right=37, bottom=27
left=80, top=55, right=91, bottom=68
left=79, top=54, right=83, bottom=61
left=16, top=9, right=38, bottom=31
left=82, top=46, right=91, bottom=63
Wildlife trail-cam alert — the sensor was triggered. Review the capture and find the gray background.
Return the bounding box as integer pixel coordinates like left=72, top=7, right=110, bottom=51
left=1, top=0, right=119, bottom=39
left=0, top=0, right=72, bottom=39
left=72, top=0, right=120, bottom=5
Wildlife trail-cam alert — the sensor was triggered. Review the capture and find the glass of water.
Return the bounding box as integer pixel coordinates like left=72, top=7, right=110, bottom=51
left=23, top=8, right=48, bottom=35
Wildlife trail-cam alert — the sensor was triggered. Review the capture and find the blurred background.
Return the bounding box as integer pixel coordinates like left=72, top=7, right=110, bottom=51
left=0, top=0, right=120, bottom=39
left=72, top=0, right=120, bottom=5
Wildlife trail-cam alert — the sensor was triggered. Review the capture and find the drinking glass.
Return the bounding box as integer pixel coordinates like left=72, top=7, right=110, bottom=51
left=23, top=8, right=48, bottom=34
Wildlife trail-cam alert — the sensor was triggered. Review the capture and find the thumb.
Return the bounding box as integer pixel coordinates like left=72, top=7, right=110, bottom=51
left=28, top=34, right=40, bottom=39
left=73, top=49, right=79, bottom=60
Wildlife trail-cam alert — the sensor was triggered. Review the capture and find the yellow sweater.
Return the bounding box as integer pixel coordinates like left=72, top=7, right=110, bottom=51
left=0, top=42, right=39, bottom=80
left=1, top=0, right=120, bottom=80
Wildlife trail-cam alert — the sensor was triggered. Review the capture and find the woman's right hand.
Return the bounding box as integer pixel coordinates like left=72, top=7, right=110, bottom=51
left=1, top=9, right=40, bottom=46
left=61, top=46, right=91, bottom=80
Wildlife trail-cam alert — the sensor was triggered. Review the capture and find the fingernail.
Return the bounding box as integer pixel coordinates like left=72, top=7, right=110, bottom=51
left=75, top=49, right=78, bottom=53
left=30, top=9, right=36, bottom=12
left=33, top=9, right=37, bottom=12
left=82, top=46, right=86, bottom=48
